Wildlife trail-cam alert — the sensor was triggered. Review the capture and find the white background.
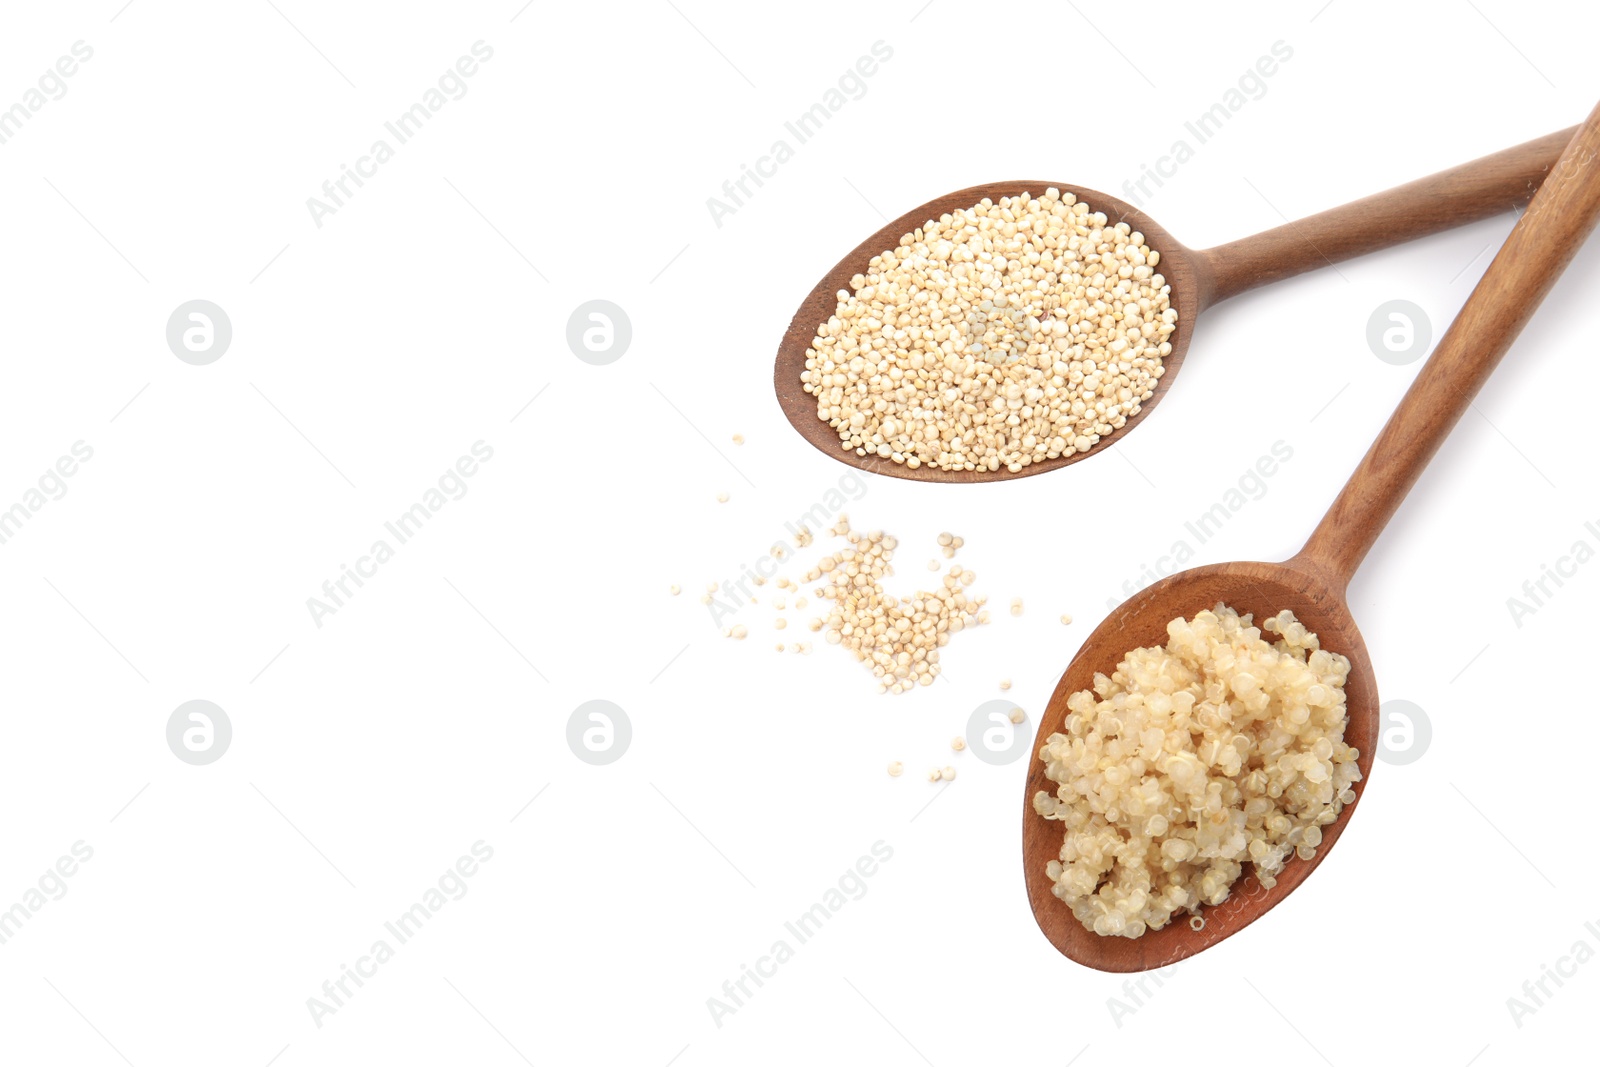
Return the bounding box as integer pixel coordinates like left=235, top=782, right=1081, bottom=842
left=1, top=1, right=1596, bottom=1064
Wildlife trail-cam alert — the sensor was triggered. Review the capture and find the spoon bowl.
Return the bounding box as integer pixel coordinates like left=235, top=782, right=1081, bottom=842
left=1020, top=556, right=1377, bottom=972
left=774, top=127, right=1575, bottom=483
left=775, top=182, right=1205, bottom=484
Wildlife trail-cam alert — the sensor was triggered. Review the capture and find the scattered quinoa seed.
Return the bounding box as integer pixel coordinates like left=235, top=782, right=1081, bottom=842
left=940, top=766, right=956, bottom=782
left=718, top=525, right=991, bottom=694
left=888, top=761, right=904, bottom=777
left=951, top=736, right=967, bottom=751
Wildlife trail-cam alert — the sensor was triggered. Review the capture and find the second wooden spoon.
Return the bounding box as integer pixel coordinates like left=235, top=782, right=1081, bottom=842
left=1021, top=104, right=1600, bottom=972
left=775, top=125, right=1576, bottom=483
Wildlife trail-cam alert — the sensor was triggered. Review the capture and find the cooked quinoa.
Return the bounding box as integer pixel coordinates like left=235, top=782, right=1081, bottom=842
left=1032, top=605, right=1360, bottom=938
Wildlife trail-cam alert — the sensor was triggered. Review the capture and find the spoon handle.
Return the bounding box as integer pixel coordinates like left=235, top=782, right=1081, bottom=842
left=1295, top=103, right=1600, bottom=587
left=1197, top=125, right=1578, bottom=306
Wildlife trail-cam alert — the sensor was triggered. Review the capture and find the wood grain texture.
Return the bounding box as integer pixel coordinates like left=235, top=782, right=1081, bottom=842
left=1020, top=559, right=1378, bottom=972
left=1022, top=103, right=1600, bottom=972
left=773, top=127, right=1577, bottom=484
left=1200, top=125, right=1578, bottom=304
left=1298, top=115, right=1600, bottom=582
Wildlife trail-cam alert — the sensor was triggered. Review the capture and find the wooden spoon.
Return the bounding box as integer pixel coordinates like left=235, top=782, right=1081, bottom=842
left=775, top=126, right=1577, bottom=483
left=1021, top=103, right=1600, bottom=972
